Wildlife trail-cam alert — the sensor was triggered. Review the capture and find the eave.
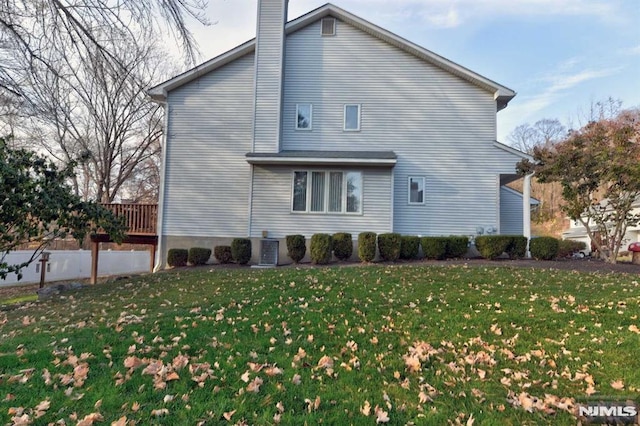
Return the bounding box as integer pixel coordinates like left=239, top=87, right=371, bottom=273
left=149, top=3, right=516, bottom=106
left=246, top=150, right=397, bottom=167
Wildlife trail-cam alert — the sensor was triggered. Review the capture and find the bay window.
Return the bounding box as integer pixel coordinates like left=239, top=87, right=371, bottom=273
left=292, top=170, right=362, bottom=214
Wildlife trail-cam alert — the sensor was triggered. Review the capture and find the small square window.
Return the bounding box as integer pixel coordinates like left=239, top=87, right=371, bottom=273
left=296, top=104, right=312, bottom=130
left=408, top=177, right=425, bottom=204
left=344, top=104, right=360, bottom=131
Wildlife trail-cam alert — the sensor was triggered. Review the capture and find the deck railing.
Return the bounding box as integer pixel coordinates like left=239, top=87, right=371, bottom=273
left=100, top=203, right=158, bottom=236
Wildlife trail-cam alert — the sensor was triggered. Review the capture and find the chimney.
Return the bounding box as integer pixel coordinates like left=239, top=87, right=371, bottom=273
left=252, top=0, right=288, bottom=153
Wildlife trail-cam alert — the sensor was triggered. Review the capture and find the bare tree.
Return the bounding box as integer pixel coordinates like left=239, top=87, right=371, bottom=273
left=19, top=34, right=170, bottom=202
left=508, top=118, right=566, bottom=154
left=0, top=0, right=207, bottom=103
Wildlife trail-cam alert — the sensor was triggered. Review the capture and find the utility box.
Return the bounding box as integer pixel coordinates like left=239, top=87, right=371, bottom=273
left=259, top=239, right=279, bottom=266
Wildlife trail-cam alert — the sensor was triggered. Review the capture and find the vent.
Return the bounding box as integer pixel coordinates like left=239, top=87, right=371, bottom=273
left=321, top=17, right=336, bottom=36
left=259, top=239, right=279, bottom=266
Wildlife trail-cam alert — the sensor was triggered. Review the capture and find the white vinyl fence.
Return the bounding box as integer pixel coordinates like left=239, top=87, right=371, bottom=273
left=1, top=250, right=151, bottom=287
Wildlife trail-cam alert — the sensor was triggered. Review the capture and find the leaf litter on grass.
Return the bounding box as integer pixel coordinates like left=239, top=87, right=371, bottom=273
left=0, top=265, right=639, bottom=424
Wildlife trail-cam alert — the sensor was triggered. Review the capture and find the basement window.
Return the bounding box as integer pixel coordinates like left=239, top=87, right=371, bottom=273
left=321, top=17, right=336, bottom=36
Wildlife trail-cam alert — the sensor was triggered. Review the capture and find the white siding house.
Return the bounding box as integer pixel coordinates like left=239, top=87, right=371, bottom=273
left=149, top=1, right=532, bottom=266
left=562, top=199, right=640, bottom=255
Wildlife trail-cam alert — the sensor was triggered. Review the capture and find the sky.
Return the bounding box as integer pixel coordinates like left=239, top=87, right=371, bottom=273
left=177, top=0, right=640, bottom=143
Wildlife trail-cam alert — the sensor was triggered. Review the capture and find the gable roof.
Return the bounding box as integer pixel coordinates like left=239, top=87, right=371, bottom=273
left=149, top=3, right=516, bottom=107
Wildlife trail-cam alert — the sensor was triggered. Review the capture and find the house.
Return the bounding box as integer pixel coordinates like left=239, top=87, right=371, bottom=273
left=148, top=0, right=533, bottom=267
left=562, top=198, right=640, bottom=256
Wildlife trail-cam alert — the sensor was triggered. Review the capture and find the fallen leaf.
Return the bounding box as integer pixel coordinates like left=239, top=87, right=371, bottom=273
left=223, top=409, right=236, bottom=421
left=611, top=380, right=625, bottom=390
left=361, top=400, right=371, bottom=416
left=151, top=408, right=169, bottom=416
left=111, top=416, right=127, bottom=426
left=292, top=374, right=301, bottom=385
left=165, top=371, right=180, bottom=381
left=247, top=377, right=263, bottom=393
left=77, top=412, right=104, bottom=426
left=374, top=405, right=390, bottom=423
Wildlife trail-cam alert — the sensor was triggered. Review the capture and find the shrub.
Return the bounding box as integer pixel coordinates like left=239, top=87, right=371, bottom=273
left=310, top=233, right=333, bottom=264
left=231, top=238, right=252, bottom=265
left=214, top=246, right=232, bottom=264
left=445, top=236, right=469, bottom=259
left=530, top=236, right=559, bottom=260
left=558, top=239, right=587, bottom=258
left=286, top=235, right=306, bottom=263
left=378, top=233, right=401, bottom=262
left=188, top=247, right=211, bottom=266
left=421, top=237, right=448, bottom=260
left=506, top=236, right=528, bottom=259
left=358, top=232, right=377, bottom=262
left=475, top=235, right=510, bottom=260
left=400, top=236, right=420, bottom=260
left=167, top=248, right=188, bottom=267
left=332, top=233, right=353, bottom=261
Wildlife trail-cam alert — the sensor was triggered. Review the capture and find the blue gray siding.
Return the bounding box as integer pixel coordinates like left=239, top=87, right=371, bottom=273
left=250, top=166, right=392, bottom=238
left=163, top=54, right=255, bottom=237
left=276, top=19, right=521, bottom=236
left=253, top=0, right=287, bottom=153
left=500, top=187, right=524, bottom=235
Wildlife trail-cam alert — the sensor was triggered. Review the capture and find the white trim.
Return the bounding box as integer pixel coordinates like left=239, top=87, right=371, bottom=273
left=523, top=172, right=533, bottom=257
left=295, top=103, right=313, bottom=131
left=248, top=165, right=255, bottom=238
left=153, top=102, right=170, bottom=272
left=389, top=172, right=395, bottom=232
left=344, top=104, right=361, bottom=131
left=407, top=176, right=426, bottom=205
left=247, top=156, right=396, bottom=165
left=290, top=170, right=363, bottom=215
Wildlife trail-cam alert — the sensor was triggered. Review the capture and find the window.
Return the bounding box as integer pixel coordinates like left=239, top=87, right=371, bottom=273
left=296, top=104, right=312, bottom=130
left=408, top=177, right=425, bottom=204
left=292, top=171, right=363, bottom=214
left=321, top=17, right=336, bottom=36
left=344, top=104, right=360, bottom=131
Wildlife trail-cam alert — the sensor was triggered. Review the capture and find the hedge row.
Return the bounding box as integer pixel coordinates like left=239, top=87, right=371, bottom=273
left=474, top=235, right=527, bottom=260
left=287, top=233, right=471, bottom=264
left=167, top=247, right=213, bottom=267
left=167, top=238, right=252, bottom=267
left=168, top=234, right=565, bottom=267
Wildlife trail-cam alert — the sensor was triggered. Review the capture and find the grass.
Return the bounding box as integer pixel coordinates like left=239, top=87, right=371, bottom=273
left=0, top=294, right=38, bottom=306
left=1, top=264, right=639, bottom=425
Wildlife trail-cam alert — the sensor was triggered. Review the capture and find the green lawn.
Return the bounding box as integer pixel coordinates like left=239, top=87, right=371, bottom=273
left=1, top=264, right=639, bottom=425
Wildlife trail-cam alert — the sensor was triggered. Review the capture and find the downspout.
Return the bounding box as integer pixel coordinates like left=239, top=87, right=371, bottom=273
left=523, top=172, right=533, bottom=258
left=153, top=99, right=170, bottom=272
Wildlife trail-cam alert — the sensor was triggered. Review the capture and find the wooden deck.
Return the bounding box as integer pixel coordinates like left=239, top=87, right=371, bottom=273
left=99, top=203, right=158, bottom=236
left=90, top=203, right=159, bottom=284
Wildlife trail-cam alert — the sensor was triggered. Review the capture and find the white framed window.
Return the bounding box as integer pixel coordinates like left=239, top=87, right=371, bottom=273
left=344, top=104, right=361, bottom=131
left=408, top=176, right=425, bottom=204
left=292, top=170, right=362, bottom=214
left=296, top=104, right=312, bottom=130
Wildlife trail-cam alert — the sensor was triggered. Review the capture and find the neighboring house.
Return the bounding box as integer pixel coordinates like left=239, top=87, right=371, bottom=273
left=562, top=198, right=640, bottom=255
left=149, top=0, right=533, bottom=267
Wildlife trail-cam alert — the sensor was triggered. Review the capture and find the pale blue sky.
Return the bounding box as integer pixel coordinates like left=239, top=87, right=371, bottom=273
left=183, top=0, right=640, bottom=142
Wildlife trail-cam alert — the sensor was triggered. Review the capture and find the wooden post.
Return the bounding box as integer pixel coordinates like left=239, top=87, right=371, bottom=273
left=91, top=241, right=99, bottom=284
